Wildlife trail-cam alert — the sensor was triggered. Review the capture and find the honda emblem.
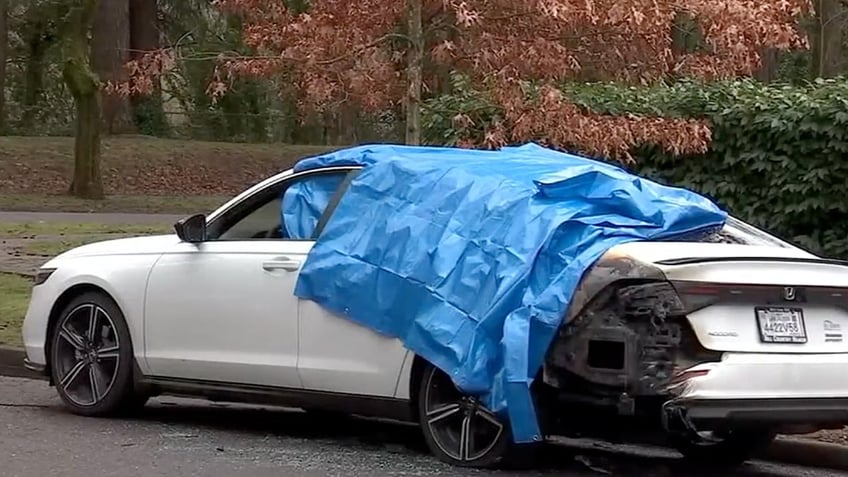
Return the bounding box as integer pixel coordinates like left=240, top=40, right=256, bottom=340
left=784, top=287, right=796, bottom=301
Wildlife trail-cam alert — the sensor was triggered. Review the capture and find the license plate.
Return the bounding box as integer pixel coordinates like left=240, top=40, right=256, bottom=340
left=755, top=307, right=807, bottom=344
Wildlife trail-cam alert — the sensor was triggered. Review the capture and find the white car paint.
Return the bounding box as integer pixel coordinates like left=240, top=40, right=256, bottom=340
left=143, top=239, right=310, bottom=388
left=23, top=166, right=414, bottom=402
left=22, top=241, right=168, bottom=375
left=297, top=299, right=409, bottom=398
left=674, top=352, right=848, bottom=401
left=608, top=241, right=817, bottom=264
left=613, top=241, right=848, bottom=354
left=685, top=302, right=848, bottom=354
left=20, top=166, right=848, bottom=431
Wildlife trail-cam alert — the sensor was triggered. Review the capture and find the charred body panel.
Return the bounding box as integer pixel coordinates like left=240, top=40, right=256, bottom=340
left=540, top=225, right=778, bottom=405
left=530, top=225, right=848, bottom=461
left=540, top=241, right=848, bottom=442
left=541, top=251, right=721, bottom=411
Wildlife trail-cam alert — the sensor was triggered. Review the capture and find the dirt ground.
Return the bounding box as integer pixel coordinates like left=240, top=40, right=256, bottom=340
left=0, top=237, right=47, bottom=277
left=803, top=429, right=848, bottom=445
left=0, top=136, right=335, bottom=197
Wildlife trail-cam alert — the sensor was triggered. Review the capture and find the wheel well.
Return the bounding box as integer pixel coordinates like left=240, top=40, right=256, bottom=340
left=408, top=354, right=430, bottom=421
left=44, top=284, right=114, bottom=383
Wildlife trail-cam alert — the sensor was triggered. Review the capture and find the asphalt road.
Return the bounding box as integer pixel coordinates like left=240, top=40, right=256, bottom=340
left=1, top=377, right=844, bottom=477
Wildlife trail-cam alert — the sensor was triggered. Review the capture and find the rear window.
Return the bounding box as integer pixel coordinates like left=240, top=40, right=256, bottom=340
left=669, top=217, right=795, bottom=248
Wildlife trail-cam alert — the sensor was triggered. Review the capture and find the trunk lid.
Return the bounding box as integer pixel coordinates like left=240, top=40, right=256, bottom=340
left=609, top=241, right=848, bottom=354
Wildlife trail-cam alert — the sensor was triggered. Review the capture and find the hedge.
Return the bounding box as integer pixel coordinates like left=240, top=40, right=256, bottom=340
left=423, top=76, right=848, bottom=258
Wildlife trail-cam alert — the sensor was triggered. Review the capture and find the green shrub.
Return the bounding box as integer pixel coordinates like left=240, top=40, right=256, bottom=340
left=423, top=76, right=848, bottom=258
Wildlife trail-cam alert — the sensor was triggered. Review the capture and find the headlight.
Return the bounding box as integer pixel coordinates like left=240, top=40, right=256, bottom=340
left=33, top=268, right=56, bottom=286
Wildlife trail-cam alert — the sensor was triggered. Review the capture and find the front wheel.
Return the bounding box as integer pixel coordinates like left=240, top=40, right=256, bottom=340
left=417, top=364, right=517, bottom=468
left=49, top=292, right=142, bottom=416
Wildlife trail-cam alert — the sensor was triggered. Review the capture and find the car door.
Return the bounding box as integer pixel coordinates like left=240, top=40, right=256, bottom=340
left=293, top=174, right=412, bottom=398
left=143, top=168, right=352, bottom=389
left=297, top=300, right=412, bottom=398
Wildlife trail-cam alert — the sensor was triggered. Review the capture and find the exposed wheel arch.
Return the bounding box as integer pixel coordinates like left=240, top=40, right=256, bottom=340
left=409, top=354, right=430, bottom=421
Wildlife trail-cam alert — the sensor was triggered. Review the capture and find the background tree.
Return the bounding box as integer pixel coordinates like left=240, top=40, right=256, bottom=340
left=188, top=0, right=812, bottom=159
left=0, top=0, right=7, bottom=131
left=0, top=0, right=835, bottom=152
left=129, top=0, right=167, bottom=134
left=18, top=1, right=66, bottom=130
left=93, top=0, right=132, bottom=133
left=811, top=0, right=846, bottom=77
left=63, top=0, right=103, bottom=199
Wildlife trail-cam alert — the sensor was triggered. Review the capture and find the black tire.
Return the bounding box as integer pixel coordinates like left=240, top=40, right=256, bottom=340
left=672, top=429, right=775, bottom=467
left=417, top=364, right=519, bottom=468
left=49, top=291, right=142, bottom=417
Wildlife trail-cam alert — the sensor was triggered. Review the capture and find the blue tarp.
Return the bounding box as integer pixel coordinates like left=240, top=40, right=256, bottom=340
left=282, top=173, right=346, bottom=239
left=292, top=143, right=727, bottom=443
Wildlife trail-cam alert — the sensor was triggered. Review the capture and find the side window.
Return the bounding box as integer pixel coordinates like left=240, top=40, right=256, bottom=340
left=209, top=170, right=351, bottom=241
left=217, top=197, right=283, bottom=240
left=281, top=173, right=347, bottom=240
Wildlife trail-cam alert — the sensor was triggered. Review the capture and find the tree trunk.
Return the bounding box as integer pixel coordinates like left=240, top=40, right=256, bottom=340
left=93, top=0, right=133, bottom=134
left=70, top=86, right=104, bottom=199
left=64, top=0, right=104, bottom=200
left=18, top=2, right=68, bottom=130
left=0, top=0, right=7, bottom=132
left=130, top=0, right=167, bottom=135
left=755, top=48, right=779, bottom=82
left=338, top=104, right=357, bottom=144
left=405, top=0, right=423, bottom=145
left=326, top=104, right=357, bottom=145
left=21, top=40, right=48, bottom=130
left=811, top=0, right=845, bottom=78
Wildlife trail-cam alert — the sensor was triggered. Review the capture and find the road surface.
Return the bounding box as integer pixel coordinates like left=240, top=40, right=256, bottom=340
left=0, top=376, right=841, bottom=477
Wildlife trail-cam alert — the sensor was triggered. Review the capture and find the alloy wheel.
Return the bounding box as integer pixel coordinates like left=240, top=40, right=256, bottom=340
left=54, top=304, right=121, bottom=407
left=423, top=368, right=506, bottom=462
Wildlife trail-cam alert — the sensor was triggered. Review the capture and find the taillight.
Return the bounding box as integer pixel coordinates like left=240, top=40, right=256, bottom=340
left=672, top=281, right=804, bottom=314
left=674, top=283, right=722, bottom=313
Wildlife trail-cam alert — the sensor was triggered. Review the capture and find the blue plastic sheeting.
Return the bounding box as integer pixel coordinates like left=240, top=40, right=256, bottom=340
left=282, top=173, right=346, bottom=239
left=293, top=143, right=727, bottom=443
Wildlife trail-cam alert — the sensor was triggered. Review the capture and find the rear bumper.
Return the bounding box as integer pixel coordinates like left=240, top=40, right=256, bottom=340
left=674, top=352, right=848, bottom=400
left=681, top=397, right=848, bottom=425
left=670, top=352, right=848, bottom=427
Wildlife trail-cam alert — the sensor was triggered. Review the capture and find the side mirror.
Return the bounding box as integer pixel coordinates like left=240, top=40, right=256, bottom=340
left=174, top=214, right=207, bottom=243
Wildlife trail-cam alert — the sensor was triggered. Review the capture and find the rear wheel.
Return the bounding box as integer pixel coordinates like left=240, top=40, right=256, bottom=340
left=417, top=364, right=515, bottom=468
left=49, top=292, right=143, bottom=416
left=672, top=429, right=775, bottom=467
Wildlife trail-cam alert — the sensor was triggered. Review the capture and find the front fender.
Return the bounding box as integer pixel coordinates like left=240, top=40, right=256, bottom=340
left=22, top=253, right=163, bottom=374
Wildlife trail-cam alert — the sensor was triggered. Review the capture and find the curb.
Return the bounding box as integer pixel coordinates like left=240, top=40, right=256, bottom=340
left=0, top=271, right=35, bottom=279
left=0, top=345, right=45, bottom=380
left=0, top=345, right=846, bottom=471
left=761, top=437, right=848, bottom=471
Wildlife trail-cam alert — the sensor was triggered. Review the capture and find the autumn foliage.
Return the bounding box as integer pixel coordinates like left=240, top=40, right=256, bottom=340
left=121, top=0, right=812, bottom=160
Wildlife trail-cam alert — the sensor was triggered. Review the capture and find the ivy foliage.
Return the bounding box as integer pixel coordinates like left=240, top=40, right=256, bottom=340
left=423, top=76, right=848, bottom=258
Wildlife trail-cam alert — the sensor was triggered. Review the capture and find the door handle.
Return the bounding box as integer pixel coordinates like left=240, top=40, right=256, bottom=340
left=262, top=257, right=302, bottom=272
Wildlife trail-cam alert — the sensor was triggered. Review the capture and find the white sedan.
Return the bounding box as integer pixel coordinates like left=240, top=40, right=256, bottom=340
left=21, top=164, right=848, bottom=468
